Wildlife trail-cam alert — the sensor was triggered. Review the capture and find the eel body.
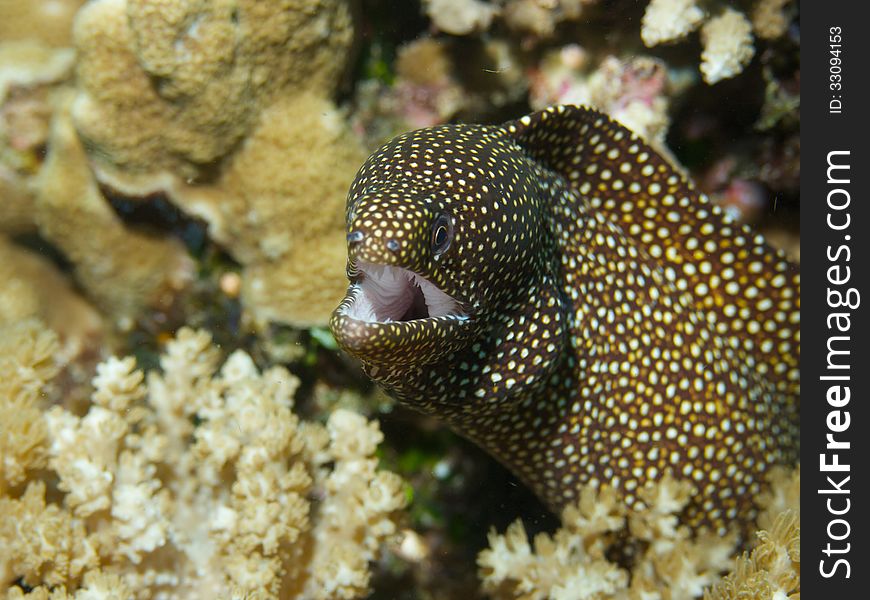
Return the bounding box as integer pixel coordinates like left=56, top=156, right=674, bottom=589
left=330, top=105, right=800, bottom=532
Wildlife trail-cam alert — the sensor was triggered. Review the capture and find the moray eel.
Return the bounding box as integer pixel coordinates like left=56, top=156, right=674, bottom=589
left=330, top=105, right=800, bottom=532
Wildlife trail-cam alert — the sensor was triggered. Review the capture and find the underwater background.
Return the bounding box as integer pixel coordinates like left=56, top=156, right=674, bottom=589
left=1, top=1, right=799, bottom=598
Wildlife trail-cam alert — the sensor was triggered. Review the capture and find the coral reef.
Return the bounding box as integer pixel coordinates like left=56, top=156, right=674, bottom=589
left=0, top=1, right=85, bottom=48
left=699, top=9, right=755, bottom=85
left=71, top=0, right=368, bottom=328
left=529, top=51, right=673, bottom=150
left=0, top=240, right=103, bottom=360
left=1, top=40, right=190, bottom=331
left=641, top=0, right=796, bottom=84
left=1, top=325, right=408, bottom=598
left=704, top=511, right=799, bottom=599
left=36, top=95, right=194, bottom=328
left=640, top=0, right=705, bottom=47
left=479, top=467, right=800, bottom=599
left=751, top=0, right=795, bottom=40
left=479, top=477, right=737, bottom=599
left=0, top=41, right=75, bottom=235
left=0, top=0, right=800, bottom=597
left=425, top=0, right=499, bottom=36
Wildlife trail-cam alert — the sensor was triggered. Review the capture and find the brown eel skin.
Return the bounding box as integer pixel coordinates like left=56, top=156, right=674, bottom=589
left=330, top=105, right=800, bottom=533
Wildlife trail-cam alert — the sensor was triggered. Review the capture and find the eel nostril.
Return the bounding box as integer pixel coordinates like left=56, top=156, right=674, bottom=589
left=385, top=239, right=400, bottom=252
left=347, top=231, right=365, bottom=244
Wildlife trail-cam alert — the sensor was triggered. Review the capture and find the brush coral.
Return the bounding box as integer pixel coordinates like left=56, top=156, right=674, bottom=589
left=71, top=0, right=368, bottom=328
left=479, top=467, right=800, bottom=599
left=1, top=325, right=408, bottom=598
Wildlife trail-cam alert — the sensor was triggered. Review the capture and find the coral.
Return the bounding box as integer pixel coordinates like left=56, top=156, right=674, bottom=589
left=704, top=511, right=800, bottom=600
left=480, top=468, right=801, bottom=599
left=2, top=325, right=408, bottom=598
left=0, top=321, right=60, bottom=493
left=479, top=476, right=739, bottom=599
left=72, top=0, right=352, bottom=183
left=70, top=0, right=367, bottom=327
left=0, top=41, right=76, bottom=235
left=351, top=37, right=467, bottom=145
left=424, top=0, right=500, bottom=36
left=1, top=39, right=186, bottom=331
left=530, top=50, right=673, bottom=148
left=0, top=239, right=103, bottom=359
left=751, top=0, right=794, bottom=40
left=700, top=9, right=755, bottom=84
left=0, top=1, right=85, bottom=48
left=0, top=481, right=101, bottom=590
left=35, top=94, right=194, bottom=328
left=641, top=2, right=759, bottom=84
left=755, top=466, right=800, bottom=532
left=640, top=0, right=705, bottom=46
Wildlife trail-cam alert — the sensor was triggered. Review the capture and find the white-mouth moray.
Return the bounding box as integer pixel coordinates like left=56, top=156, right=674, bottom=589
left=330, top=105, right=800, bottom=533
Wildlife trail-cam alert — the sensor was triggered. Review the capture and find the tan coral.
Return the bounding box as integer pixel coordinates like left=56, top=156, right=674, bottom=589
left=424, top=0, right=500, bottom=36
left=700, top=9, right=755, bottom=84
left=641, top=0, right=705, bottom=46
left=478, top=470, right=802, bottom=599
left=170, top=93, right=364, bottom=328
left=755, top=465, right=800, bottom=532
left=0, top=239, right=103, bottom=359
left=70, top=0, right=365, bottom=327
left=479, top=476, right=743, bottom=600
left=0, top=1, right=86, bottom=48
left=704, top=510, right=800, bottom=600
left=0, top=320, right=59, bottom=494
left=35, top=94, right=194, bottom=328
left=1, top=41, right=76, bottom=235
left=2, top=325, right=408, bottom=598
left=72, top=0, right=353, bottom=184
left=751, top=0, right=794, bottom=40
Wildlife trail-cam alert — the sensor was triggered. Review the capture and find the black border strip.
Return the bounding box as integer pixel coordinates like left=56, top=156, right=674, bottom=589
left=802, top=1, right=870, bottom=595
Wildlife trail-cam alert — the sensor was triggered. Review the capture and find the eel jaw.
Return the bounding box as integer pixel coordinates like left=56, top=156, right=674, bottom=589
left=338, top=260, right=466, bottom=324
left=330, top=260, right=472, bottom=365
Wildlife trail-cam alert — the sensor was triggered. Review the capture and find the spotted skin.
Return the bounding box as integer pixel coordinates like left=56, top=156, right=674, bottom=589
left=330, top=105, right=800, bottom=532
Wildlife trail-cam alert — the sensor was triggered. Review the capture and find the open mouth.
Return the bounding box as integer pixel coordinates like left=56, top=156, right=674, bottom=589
left=340, top=260, right=465, bottom=323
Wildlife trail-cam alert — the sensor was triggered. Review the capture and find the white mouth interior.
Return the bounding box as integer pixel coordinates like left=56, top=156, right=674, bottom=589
left=344, top=261, right=463, bottom=323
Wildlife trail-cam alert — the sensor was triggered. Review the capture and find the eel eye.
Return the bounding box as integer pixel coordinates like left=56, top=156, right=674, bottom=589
left=431, top=213, right=453, bottom=256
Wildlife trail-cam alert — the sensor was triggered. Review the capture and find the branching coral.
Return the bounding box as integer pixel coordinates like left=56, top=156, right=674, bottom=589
left=479, top=467, right=800, bottom=599
left=2, top=325, right=408, bottom=598
left=479, top=476, right=738, bottom=600
left=0, top=320, right=60, bottom=494
left=704, top=511, right=800, bottom=600
left=641, top=0, right=795, bottom=84
left=751, top=0, right=795, bottom=40
left=71, top=0, right=368, bottom=327
left=424, top=0, right=500, bottom=36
